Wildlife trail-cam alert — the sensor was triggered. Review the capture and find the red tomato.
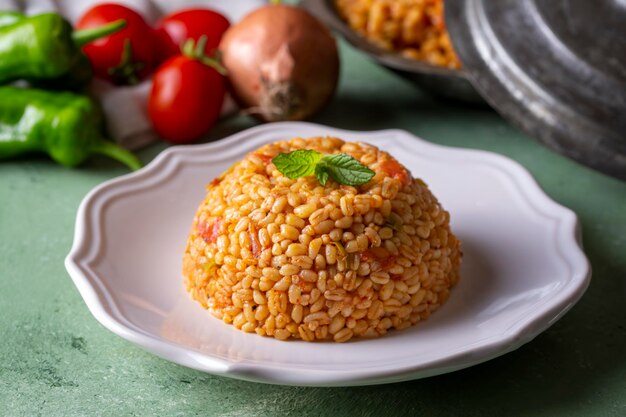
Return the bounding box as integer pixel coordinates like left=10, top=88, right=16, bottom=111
left=148, top=56, right=226, bottom=144
left=77, top=3, right=158, bottom=85
left=379, top=159, right=410, bottom=186
left=155, top=9, right=230, bottom=63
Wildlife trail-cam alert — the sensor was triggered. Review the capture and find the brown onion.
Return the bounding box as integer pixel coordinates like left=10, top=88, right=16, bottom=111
left=219, top=5, right=340, bottom=122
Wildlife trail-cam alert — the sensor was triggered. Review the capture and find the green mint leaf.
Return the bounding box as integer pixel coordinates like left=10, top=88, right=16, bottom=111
left=315, top=163, right=329, bottom=185
left=272, top=150, right=322, bottom=179
left=272, top=150, right=375, bottom=187
left=320, top=154, right=375, bottom=186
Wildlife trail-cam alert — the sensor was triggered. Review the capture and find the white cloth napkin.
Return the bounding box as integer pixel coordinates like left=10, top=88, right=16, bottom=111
left=1, top=0, right=266, bottom=149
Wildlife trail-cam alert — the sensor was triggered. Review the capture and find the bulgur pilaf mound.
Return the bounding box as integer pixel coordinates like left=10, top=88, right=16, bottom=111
left=336, top=0, right=461, bottom=69
left=183, top=137, right=461, bottom=342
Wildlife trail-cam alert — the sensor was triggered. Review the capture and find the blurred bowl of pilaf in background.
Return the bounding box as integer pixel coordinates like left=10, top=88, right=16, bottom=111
left=336, top=0, right=461, bottom=69
left=300, top=0, right=483, bottom=103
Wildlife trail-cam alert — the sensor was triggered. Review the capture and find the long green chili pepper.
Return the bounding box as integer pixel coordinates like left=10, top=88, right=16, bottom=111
left=0, top=13, right=125, bottom=85
left=0, top=86, right=142, bottom=170
left=30, top=52, right=94, bottom=92
left=0, top=11, right=23, bottom=27
left=0, top=11, right=95, bottom=91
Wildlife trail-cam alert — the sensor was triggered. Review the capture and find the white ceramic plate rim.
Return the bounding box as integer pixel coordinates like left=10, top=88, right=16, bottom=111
left=65, top=122, right=590, bottom=386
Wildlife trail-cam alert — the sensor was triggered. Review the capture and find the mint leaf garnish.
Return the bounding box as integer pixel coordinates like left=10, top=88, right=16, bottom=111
left=315, top=163, right=329, bottom=186
left=318, top=154, right=375, bottom=186
left=272, top=150, right=375, bottom=186
left=271, top=149, right=322, bottom=179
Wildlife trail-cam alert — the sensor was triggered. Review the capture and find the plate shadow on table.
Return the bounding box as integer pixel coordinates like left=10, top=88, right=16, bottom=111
left=311, top=88, right=494, bottom=134
left=198, top=90, right=488, bottom=146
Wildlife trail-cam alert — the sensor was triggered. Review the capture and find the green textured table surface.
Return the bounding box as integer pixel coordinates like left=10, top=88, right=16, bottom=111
left=2, top=37, right=626, bottom=417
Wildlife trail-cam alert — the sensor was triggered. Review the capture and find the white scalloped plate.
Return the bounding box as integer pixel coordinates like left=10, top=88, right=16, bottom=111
left=65, top=122, right=590, bottom=386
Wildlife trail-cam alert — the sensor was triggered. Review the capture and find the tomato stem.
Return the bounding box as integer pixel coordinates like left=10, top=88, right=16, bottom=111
left=181, top=35, right=227, bottom=75
left=195, top=36, right=208, bottom=57
left=107, top=38, right=145, bottom=85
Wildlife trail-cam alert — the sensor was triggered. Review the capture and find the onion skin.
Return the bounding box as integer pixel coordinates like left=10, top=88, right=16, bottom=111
left=219, top=5, right=340, bottom=122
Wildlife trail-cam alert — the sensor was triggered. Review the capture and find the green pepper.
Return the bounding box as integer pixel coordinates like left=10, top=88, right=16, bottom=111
left=0, top=86, right=142, bottom=170
left=30, top=52, right=94, bottom=92
left=0, top=13, right=124, bottom=85
left=0, top=11, right=23, bottom=27
left=0, top=11, right=93, bottom=91
left=0, top=12, right=97, bottom=91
